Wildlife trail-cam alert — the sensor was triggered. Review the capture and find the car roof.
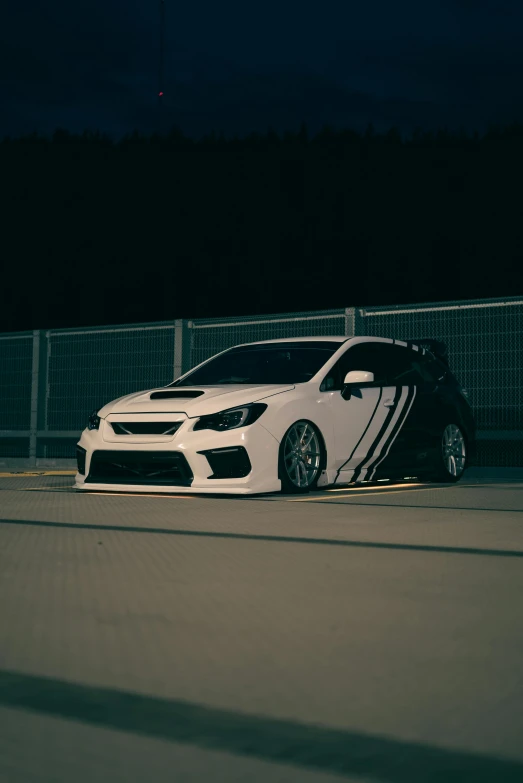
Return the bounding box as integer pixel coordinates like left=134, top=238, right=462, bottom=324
left=234, top=336, right=432, bottom=353
left=246, top=336, right=348, bottom=345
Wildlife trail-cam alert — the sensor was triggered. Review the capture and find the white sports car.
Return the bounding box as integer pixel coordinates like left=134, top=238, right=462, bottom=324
left=75, top=336, right=475, bottom=494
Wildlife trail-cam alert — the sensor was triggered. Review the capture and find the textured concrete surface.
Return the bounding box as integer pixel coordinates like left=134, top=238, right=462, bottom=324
left=0, top=477, right=522, bottom=781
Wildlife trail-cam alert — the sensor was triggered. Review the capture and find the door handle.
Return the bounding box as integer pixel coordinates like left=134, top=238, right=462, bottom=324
left=383, top=399, right=395, bottom=407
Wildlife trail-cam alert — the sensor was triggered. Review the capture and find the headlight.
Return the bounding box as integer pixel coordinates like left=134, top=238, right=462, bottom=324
left=193, top=403, right=267, bottom=432
left=87, top=409, right=101, bottom=430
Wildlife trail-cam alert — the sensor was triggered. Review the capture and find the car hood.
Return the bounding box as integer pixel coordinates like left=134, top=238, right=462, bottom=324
left=98, top=384, right=295, bottom=419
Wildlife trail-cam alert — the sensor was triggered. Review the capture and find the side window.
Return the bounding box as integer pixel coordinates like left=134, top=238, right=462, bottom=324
left=387, top=346, right=424, bottom=384
left=387, top=346, right=444, bottom=385
left=320, top=363, right=341, bottom=391
left=321, top=342, right=392, bottom=390
left=320, top=342, right=447, bottom=391
left=422, top=356, right=448, bottom=383
left=340, top=343, right=392, bottom=384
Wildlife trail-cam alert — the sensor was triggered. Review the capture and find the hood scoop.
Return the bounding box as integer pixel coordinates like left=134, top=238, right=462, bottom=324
left=149, top=390, right=204, bottom=400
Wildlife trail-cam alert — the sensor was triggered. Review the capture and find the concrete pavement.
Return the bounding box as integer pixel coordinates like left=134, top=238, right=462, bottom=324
left=0, top=477, right=522, bottom=781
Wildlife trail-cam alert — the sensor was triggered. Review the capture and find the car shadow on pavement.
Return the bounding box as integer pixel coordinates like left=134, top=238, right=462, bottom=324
left=2, top=517, right=523, bottom=559
left=0, top=668, right=521, bottom=783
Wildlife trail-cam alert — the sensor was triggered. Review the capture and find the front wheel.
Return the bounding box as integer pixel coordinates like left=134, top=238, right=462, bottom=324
left=429, top=423, right=467, bottom=483
left=279, top=420, right=324, bottom=494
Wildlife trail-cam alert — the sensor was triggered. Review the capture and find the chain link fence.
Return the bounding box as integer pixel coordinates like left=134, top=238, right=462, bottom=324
left=0, top=322, right=184, bottom=461
left=356, top=297, right=523, bottom=468
left=0, top=298, right=521, bottom=467
left=45, top=325, right=179, bottom=431
left=0, top=332, right=34, bottom=458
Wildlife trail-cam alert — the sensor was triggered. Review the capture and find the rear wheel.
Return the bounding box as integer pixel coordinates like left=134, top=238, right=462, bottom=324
left=429, top=423, right=467, bottom=483
left=279, top=421, right=323, bottom=494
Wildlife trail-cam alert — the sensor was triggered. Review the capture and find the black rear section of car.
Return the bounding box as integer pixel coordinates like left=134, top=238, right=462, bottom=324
left=319, top=338, right=476, bottom=480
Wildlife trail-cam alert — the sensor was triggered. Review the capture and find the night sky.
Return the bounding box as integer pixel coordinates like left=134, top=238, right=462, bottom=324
left=3, top=0, right=523, bottom=139
left=1, top=1, right=523, bottom=333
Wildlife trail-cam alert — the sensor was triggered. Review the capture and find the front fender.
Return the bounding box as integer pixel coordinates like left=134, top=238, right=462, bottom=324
left=260, top=392, right=335, bottom=464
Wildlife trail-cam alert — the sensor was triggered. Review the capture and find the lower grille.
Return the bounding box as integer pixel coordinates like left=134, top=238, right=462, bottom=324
left=86, top=451, right=193, bottom=486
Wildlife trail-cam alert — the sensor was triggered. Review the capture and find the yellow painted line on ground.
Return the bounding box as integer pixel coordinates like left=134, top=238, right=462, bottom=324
left=22, top=488, right=75, bottom=493
left=80, top=491, right=194, bottom=499
left=289, top=485, right=451, bottom=502
left=1, top=486, right=192, bottom=497
left=0, top=471, right=76, bottom=477
left=325, top=482, right=424, bottom=492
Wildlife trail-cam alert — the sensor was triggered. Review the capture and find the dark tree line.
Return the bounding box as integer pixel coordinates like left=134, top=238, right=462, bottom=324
left=1, top=123, right=522, bottom=332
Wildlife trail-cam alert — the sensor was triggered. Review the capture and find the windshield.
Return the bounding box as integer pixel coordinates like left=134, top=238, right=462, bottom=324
left=172, top=341, right=343, bottom=386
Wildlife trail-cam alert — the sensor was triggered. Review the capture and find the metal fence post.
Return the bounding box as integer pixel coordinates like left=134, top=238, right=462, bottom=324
left=186, top=321, right=194, bottom=374
left=29, top=330, right=40, bottom=465
left=173, top=319, right=183, bottom=380
left=344, top=307, right=355, bottom=337
left=44, top=331, right=51, bottom=433
left=36, top=331, right=50, bottom=462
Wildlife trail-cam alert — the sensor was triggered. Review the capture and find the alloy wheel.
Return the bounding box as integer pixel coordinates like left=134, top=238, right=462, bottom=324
left=282, top=421, right=322, bottom=489
left=442, top=424, right=466, bottom=478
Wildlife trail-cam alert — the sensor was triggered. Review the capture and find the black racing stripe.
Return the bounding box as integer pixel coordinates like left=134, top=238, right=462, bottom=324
left=366, top=385, right=416, bottom=479
left=369, top=385, right=416, bottom=478
left=351, top=385, right=402, bottom=483
left=335, top=387, right=383, bottom=482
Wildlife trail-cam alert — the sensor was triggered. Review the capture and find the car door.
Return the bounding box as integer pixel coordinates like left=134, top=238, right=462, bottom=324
left=320, top=340, right=408, bottom=482
left=367, top=343, right=433, bottom=478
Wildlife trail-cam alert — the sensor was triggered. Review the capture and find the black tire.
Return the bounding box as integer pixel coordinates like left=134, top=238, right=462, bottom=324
left=278, top=420, right=324, bottom=494
left=428, top=423, right=467, bottom=483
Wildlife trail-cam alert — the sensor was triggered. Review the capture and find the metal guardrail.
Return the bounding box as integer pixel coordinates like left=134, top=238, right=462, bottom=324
left=1, top=297, right=522, bottom=467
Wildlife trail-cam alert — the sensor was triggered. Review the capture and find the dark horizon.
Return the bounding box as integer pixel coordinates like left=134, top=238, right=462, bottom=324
left=1, top=122, right=523, bottom=334
left=3, top=1, right=523, bottom=334
left=2, top=117, right=517, bottom=144
left=4, top=2, right=523, bottom=140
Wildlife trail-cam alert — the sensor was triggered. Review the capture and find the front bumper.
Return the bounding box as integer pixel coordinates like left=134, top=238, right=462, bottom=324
left=74, top=419, right=281, bottom=495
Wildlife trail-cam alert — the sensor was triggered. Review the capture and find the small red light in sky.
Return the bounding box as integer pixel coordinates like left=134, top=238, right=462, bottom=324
left=158, top=91, right=164, bottom=97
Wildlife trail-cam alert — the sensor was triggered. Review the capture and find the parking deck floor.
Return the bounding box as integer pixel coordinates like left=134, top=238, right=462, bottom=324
left=0, top=474, right=522, bottom=781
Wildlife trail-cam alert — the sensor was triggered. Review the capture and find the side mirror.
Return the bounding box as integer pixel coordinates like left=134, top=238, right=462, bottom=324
left=343, top=370, right=374, bottom=385
left=341, top=370, right=374, bottom=399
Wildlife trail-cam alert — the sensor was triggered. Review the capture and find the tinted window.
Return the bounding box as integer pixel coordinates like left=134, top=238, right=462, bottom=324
left=321, top=342, right=445, bottom=390
left=173, top=342, right=342, bottom=386
left=390, top=349, right=448, bottom=384
left=341, top=343, right=393, bottom=383
left=321, top=342, right=393, bottom=389
left=422, top=355, right=448, bottom=383
left=387, top=345, right=425, bottom=384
